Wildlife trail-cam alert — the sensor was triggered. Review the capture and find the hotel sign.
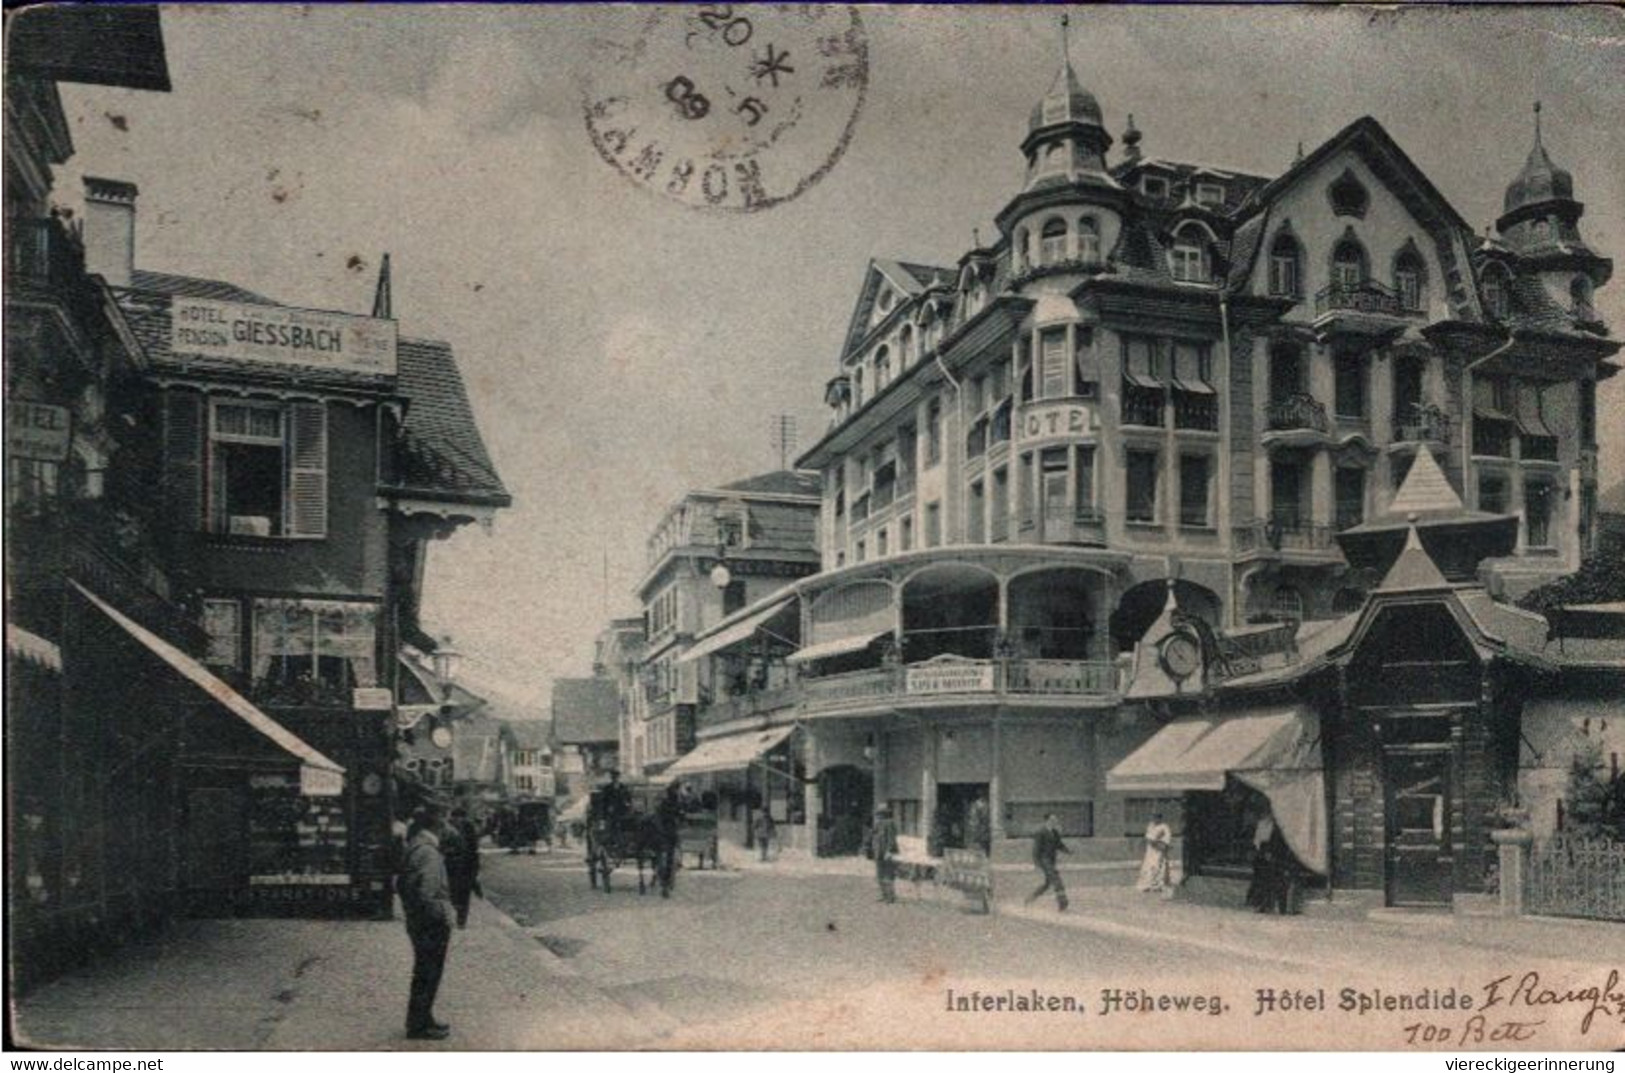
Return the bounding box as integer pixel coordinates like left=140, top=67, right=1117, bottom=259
left=169, top=297, right=397, bottom=377
left=6, top=401, right=72, bottom=461
left=906, top=658, right=996, bottom=696
left=1016, top=401, right=1094, bottom=444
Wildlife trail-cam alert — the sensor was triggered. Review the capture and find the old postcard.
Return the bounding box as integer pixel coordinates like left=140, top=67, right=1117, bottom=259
left=5, top=2, right=1623, bottom=1054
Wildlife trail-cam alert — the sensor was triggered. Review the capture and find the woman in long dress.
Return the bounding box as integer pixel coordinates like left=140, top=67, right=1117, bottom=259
left=1136, top=811, right=1173, bottom=892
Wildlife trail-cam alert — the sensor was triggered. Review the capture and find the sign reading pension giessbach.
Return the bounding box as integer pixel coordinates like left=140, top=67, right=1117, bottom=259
left=169, top=296, right=398, bottom=376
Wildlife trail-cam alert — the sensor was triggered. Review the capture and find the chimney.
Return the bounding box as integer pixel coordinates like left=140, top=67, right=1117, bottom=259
left=82, top=177, right=138, bottom=287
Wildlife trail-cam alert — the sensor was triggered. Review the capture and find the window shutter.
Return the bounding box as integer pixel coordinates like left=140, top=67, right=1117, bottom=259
left=286, top=401, right=328, bottom=538
left=162, top=390, right=203, bottom=531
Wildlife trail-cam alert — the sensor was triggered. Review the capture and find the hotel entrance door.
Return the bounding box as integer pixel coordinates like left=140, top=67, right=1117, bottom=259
left=1384, top=750, right=1453, bottom=907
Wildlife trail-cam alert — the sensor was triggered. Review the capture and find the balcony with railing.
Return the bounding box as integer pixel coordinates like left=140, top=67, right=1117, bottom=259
left=1233, top=517, right=1340, bottom=558
left=1173, top=390, right=1218, bottom=432
left=1313, top=280, right=1418, bottom=337
left=1121, top=385, right=1165, bottom=429
left=1265, top=392, right=1330, bottom=435
left=1393, top=402, right=1451, bottom=447
left=798, top=657, right=1118, bottom=714
left=1019, top=506, right=1106, bottom=547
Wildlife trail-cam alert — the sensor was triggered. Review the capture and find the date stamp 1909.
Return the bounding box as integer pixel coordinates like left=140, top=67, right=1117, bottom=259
left=580, top=4, right=868, bottom=213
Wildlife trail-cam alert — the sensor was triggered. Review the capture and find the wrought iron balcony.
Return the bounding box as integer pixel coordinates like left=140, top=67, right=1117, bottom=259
left=1173, top=391, right=1218, bottom=431
left=1121, top=385, right=1165, bottom=428
left=1265, top=392, right=1330, bottom=434
left=1472, top=419, right=1514, bottom=458
left=1394, top=402, right=1451, bottom=446
left=798, top=658, right=1118, bottom=713
left=1233, top=517, right=1340, bottom=556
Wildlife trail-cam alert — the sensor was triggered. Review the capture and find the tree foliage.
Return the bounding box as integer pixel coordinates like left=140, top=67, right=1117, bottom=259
left=1563, top=739, right=1625, bottom=842
left=1518, top=528, right=1625, bottom=617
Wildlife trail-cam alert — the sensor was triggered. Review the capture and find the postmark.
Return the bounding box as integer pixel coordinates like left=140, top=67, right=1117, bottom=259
left=580, top=4, right=868, bottom=213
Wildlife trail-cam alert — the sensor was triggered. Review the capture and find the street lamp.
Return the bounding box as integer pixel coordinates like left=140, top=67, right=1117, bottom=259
left=430, top=634, right=461, bottom=703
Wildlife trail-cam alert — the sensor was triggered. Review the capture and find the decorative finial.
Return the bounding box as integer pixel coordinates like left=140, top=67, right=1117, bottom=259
left=973, top=226, right=981, bottom=248
left=1295, top=140, right=1305, bottom=165
left=1533, top=100, right=1543, bottom=146
left=1122, top=114, right=1142, bottom=163
left=1060, top=11, right=1071, bottom=66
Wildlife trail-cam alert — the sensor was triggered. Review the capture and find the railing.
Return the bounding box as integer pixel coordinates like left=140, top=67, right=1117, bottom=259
left=1472, top=419, right=1514, bottom=458
left=1005, top=659, right=1117, bottom=695
left=1026, top=505, right=1106, bottom=544
left=1121, top=385, right=1165, bottom=428
left=1266, top=392, right=1330, bottom=433
left=1394, top=403, right=1451, bottom=446
left=1314, top=279, right=1407, bottom=318
left=1233, top=518, right=1339, bottom=555
left=798, top=658, right=1118, bottom=711
left=1522, top=434, right=1559, bottom=463
left=1526, top=835, right=1625, bottom=922
left=700, top=684, right=799, bottom=726
left=1173, top=391, right=1218, bottom=431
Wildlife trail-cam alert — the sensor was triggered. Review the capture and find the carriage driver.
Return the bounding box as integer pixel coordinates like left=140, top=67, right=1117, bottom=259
left=601, top=768, right=633, bottom=825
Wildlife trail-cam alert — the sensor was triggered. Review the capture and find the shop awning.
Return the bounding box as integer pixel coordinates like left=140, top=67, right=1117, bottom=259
left=1514, top=387, right=1554, bottom=438
left=1108, top=705, right=1326, bottom=875
left=7, top=624, right=62, bottom=672
left=657, top=726, right=795, bottom=781
left=678, top=595, right=795, bottom=664
left=786, top=630, right=889, bottom=665
left=1172, top=376, right=1216, bottom=395
left=1123, top=371, right=1163, bottom=390
left=1107, top=706, right=1315, bottom=793
left=70, top=581, right=345, bottom=795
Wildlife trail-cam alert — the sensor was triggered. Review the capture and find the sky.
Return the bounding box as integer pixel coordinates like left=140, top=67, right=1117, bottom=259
left=56, top=4, right=1625, bottom=709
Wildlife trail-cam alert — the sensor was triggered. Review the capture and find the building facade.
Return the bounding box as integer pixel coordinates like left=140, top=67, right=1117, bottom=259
left=627, top=471, right=820, bottom=779
left=668, top=39, right=1614, bottom=870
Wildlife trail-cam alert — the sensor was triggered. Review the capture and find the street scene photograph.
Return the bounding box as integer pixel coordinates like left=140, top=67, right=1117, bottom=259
left=4, top=2, right=1624, bottom=1055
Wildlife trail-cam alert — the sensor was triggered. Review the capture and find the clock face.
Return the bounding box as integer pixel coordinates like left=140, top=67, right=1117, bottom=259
left=1159, top=632, right=1201, bottom=680
left=361, top=773, right=383, bottom=796
left=431, top=725, right=454, bottom=749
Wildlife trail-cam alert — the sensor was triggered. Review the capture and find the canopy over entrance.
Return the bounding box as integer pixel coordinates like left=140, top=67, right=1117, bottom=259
left=71, top=580, right=345, bottom=796
left=1108, top=705, right=1325, bottom=874
left=656, top=726, right=795, bottom=781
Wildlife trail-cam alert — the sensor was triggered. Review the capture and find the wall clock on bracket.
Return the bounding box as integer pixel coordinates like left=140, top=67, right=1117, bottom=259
left=431, top=725, right=454, bottom=750
left=1158, top=630, right=1202, bottom=683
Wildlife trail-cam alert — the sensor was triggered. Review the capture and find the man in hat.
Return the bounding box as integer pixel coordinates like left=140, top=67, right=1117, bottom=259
left=399, top=806, right=455, bottom=1040
left=870, top=805, right=899, bottom=904
left=601, top=767, right=632, bottom=828
left=1025, top=812, right=1070, bottom=911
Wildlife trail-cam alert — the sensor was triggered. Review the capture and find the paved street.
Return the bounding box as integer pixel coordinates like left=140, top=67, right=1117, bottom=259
left=476, top=851, right=1624, bottom=1050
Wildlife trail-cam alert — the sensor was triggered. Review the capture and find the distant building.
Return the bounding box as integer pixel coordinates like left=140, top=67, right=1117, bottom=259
left=628, top=470, right=820, bottom=779
left=501, top=721, right=554, bottom=800
left=550, top=677, right=621, bottom=801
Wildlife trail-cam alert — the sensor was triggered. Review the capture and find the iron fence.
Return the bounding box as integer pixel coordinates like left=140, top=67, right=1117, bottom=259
left=1526, top=835, right=1625, bottom=922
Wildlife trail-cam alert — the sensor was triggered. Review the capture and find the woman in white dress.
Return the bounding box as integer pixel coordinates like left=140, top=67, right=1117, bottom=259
left=1136, top=812, right=1173, bottom=893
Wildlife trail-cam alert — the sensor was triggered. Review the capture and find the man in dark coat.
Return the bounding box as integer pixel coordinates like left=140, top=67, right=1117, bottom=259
left=1025, top=812, right=1070, bottom=911
left=444, top=807, right=482, bottom=928
left=400, top=807, right=456, bottom=1040
left=870, top=805, right=899, bottom=903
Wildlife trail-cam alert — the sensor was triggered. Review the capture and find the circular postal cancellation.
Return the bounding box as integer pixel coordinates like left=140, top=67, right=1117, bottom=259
left=581, top=4, right=868, bottom=214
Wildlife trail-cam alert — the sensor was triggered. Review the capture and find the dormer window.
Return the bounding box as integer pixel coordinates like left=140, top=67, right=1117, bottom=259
left=1268, top=230, right=1302, bottom=298
left=1040, top=218, right=1067, bottom=265
left=1195, top=182, right=1225, bottom=207
left=1393, top=243, right=1428, bottom=311
left=1169, top=223, right=1211, bottom=283
left=1141, top=175, right=1169, bottom=199
left=1329, top=169, right=1370, bottom=218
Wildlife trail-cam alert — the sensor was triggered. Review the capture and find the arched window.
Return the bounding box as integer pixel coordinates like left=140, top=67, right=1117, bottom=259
left=1040, top=218, right=1068, bottom=265
left=1170, top=223, right=1210, bottom=283
left=1271, top=585, right=1304, bottom=624
left=1481, top=266, right=1511, bottom=320
left=1329, top=169, right=1369, bottom=218
left=1268, top=231, right=1301, bottom=297
left=1013, top=229, right=1028, bottom=273
left=1394, top=246, right=1427, bottom=311
left=1331, top=238, right=1367, bottom=291
left=1077, top=216, right=1101, bottom=264
left=853, top=366, right=865, bottom=407
left=899, top=325, right=915, bottom=366
left=874, top=346, right=892, bottom=390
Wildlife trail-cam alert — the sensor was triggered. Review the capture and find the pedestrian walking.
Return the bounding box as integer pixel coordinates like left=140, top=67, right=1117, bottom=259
left=1268, top=823, right=1303, bottom=915
left=1025, top=812, right=1070, bottom=911
left=869, top=805, right=899, bottom=903
left=445, top=807, right=482, bottom=928
left=399, top=807, right=455, bottom=1040
left=967, top=796, right=993, bottom=858
left=1135, top=811, right=1173, bottom=894
left=752, top=809, right=776, bottom=862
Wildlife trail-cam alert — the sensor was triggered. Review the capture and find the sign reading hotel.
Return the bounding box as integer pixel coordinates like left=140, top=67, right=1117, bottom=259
left=1016, top=400, right=1094, bottom=444
left=169, top=297, right=397, bottom=377
left=6, top=401, right=72, bottom=462
left=906, top=658, right=996, bottom=695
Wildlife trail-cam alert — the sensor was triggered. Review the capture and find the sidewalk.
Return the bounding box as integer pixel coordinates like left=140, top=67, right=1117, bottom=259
left=12, top=898, right=655, bottom=1051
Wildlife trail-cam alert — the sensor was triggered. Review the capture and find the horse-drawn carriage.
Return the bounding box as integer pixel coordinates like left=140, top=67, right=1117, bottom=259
left=584, top=782, right=685, bottom=896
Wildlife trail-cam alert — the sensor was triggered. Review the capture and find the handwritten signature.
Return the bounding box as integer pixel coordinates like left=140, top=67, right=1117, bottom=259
left=1481, top=969, right=1625, bottom=1036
